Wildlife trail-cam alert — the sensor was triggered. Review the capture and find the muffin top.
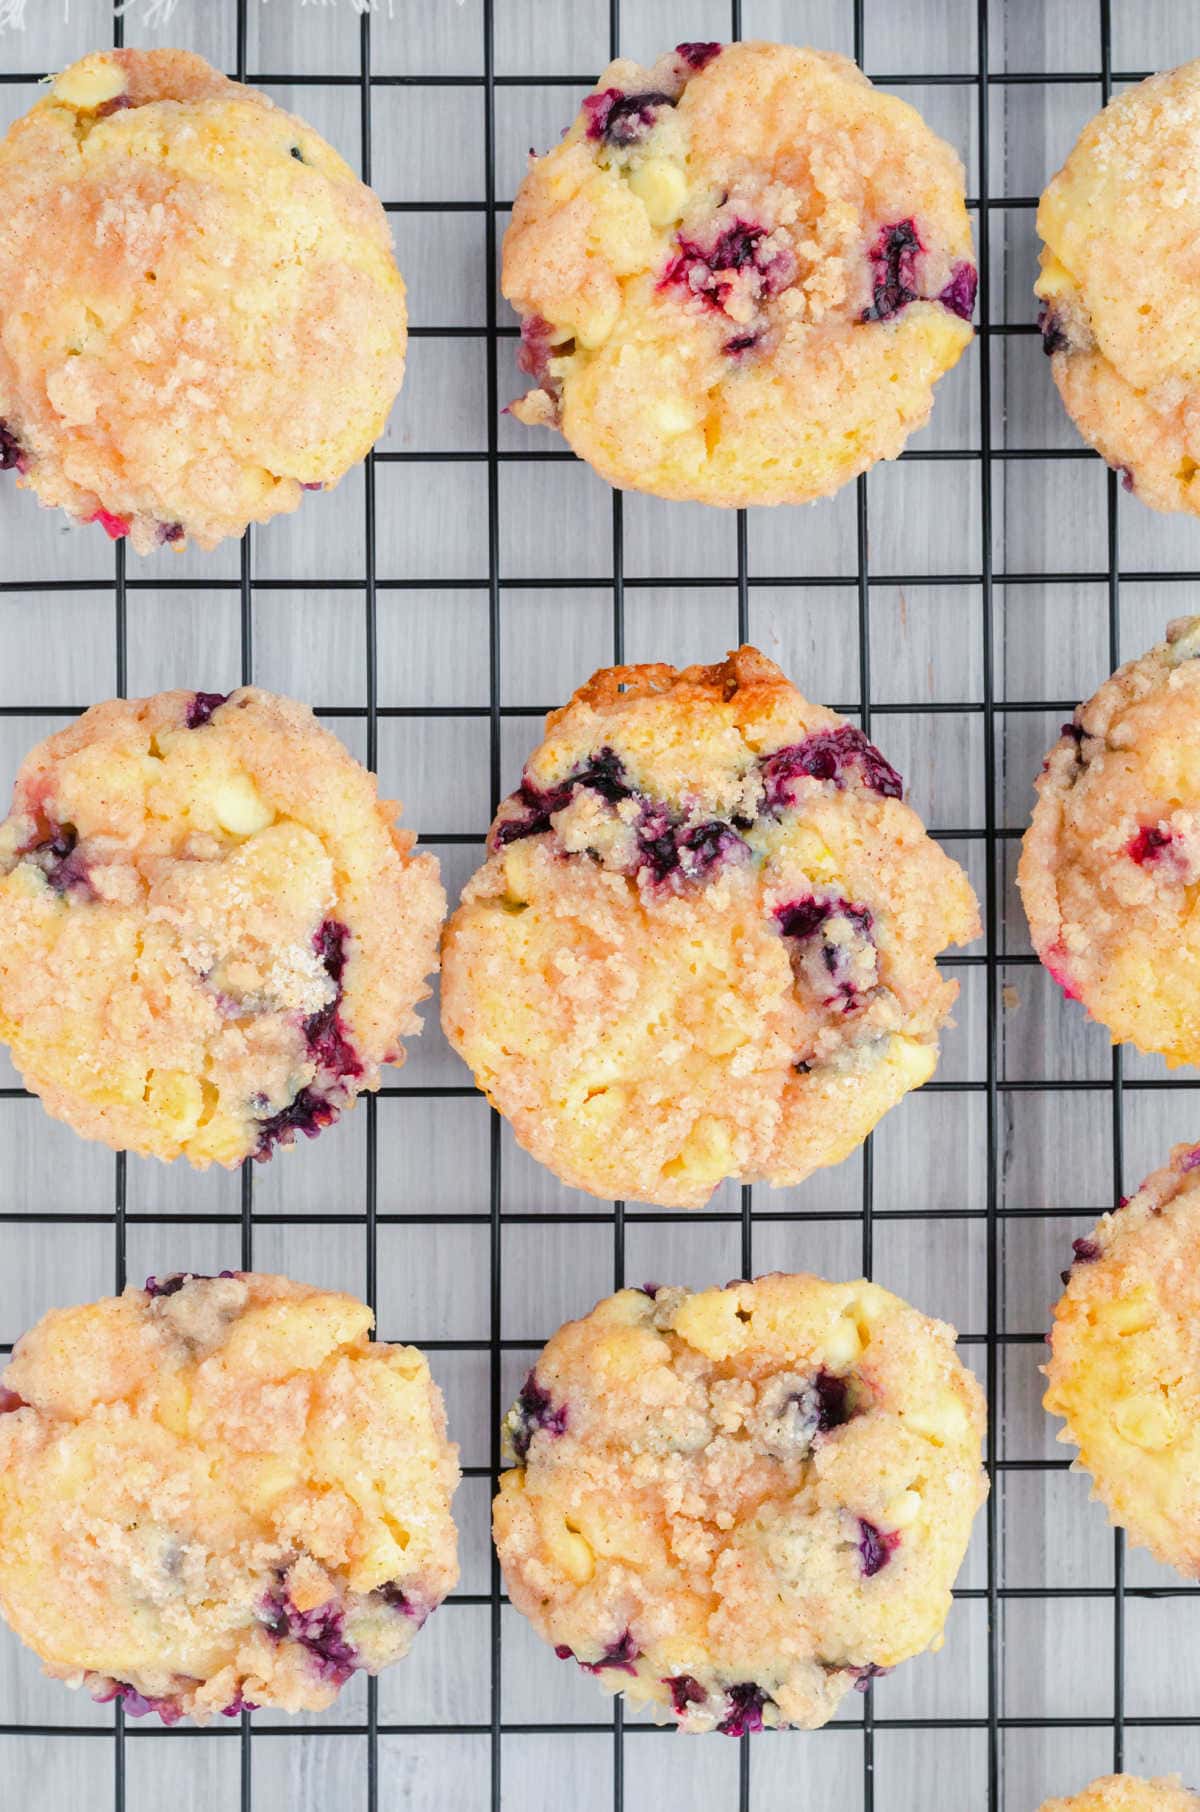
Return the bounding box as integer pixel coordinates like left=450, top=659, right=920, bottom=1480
left=502, top=39, right=974, bottom=506
left=1039, top=1778, right=1200, bottom=1812
left=0, top=49, right=406, bottom=551
left=0, top=1273, right=459, bottom=1723
left=442, top=646, right=978, bottom=1207
left=1046, top=1142, right=1200, bottom=1574
left=1019, top=617, right=1200, bottom=1064
left=494, top=1275, right=987, bottom=1732
left=0, top=687, right=444, bottom=1166
left=1037, top=61, right=1200, bottom=513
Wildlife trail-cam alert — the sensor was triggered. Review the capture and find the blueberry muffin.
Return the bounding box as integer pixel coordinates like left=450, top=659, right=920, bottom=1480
left=1037, top=62, right=1200, bottom=514
left=1040, top=1779, right=1200, bottom=1812
left=1019, top=617, right=1200, bottom=1064
left=441, top=647, right=979, bottom=1209
left=0, top=688, right=444, bottom=1165
left=0, top=1273, right=459, bottom=1722
left=503, top=39, right=975, bottom=507
left=494, top=1275, right=987, bottom=1732
left=1045, top=1143, right=1200, bottom=1574
left=0, top=49, right=406, bottom=552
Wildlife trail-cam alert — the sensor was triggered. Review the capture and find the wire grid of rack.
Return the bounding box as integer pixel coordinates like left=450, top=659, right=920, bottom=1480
left=5, top=0, right=1200, bottom=1807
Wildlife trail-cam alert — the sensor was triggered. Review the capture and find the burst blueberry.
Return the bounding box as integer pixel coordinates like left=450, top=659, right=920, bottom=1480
left=660, top=219, right=796, bottom=313
left=938, top=262, right=978, bottom=321
left=304, top=919, right=363, bottom=1083
left=665, top=1672, right=708, bottom=1715
left=760, top=725, right=903, bottom=806
left=263, top=1592, right=358, bottom=1687
left=509, top=1371, right=569, bottom=1462
left=851, top=1662, right=892, bottom=1693
left=185, top=690, right=229, bottom=729
left=1127, top=824, right=1176, bottom=865
left=254, top=1085, right=340, bottom=1159
left=857, top=1518, right=900, bottom=1577
left=718, top=1681, right=768, bottom=1736
left=863, top=219, right=922, bottom=322
left=20, top=821, right=94, bottom=899
left=676, top=41, right=722, bottom=71
left=494, top=747, right=631, bottom=846
left=556, top=1629, right=639, bottom=1676
left=93, top=1681, right=184, bottom=1724
left=0, top=419, right=24, bottom=472
left=584, top=87, right=675, bottom=147
left=1039, top=303, right=1070, bottom=356
left=144, top=1270, right=236, bottom=1298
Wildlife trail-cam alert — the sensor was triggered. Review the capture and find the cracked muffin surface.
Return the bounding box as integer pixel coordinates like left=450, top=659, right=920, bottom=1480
left=0, top=1272, right=460, bottom=1723
left=502, top=38, right=975, bottom=506
left=1045, top=1143, right=1200, bottom=1576
left=1019, top=617, right=1200, bottom=1065
left=1037, top=61, right=1200, bottom=514
left=0, top=48, right=406, bottom=551
left=494, top=1275, right=987, bottom=1732
left=441, top=646, right=979, bottom=1209
left=0, top=686, right=444, bottom=1166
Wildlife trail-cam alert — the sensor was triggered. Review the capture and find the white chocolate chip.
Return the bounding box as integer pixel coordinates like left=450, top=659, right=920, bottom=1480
left=628, top=157, right=687, bottom=226
left=883, top=1489, right=922, bottom=1528
left=53, top=55, right=127, bottom=111
left=1112, top=1393, right=1176, bottom=1451
left=650, top=397, right=699, bottom=437
left=214, top=775, right=273, bottom=837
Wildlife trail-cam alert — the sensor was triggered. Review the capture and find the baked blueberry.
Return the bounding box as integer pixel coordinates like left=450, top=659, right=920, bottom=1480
left=0, top=1273, right=459, bottom=1722
left=495, top=1277, right=987, bottom=1732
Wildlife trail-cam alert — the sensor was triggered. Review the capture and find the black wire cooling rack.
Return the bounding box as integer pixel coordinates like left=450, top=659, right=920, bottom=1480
left=5, top=1, right=1200, bottom=1808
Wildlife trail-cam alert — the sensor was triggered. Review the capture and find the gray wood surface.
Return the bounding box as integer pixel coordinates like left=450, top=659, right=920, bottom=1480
left=3, top=1, right=1200, bottom=1807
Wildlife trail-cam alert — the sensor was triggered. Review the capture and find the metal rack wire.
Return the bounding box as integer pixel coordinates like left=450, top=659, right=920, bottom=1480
left=3, top=0, right=1200, bottom=1807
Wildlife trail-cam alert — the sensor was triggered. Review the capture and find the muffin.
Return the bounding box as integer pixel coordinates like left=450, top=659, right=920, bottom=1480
left=441, top=646, right=979, bottom=1209
left=1045, top=1142, right=1200, bottom=1574
left=1019, top=616, right=1200, bottom=1064
left=1039, top=1779, right=1199, bottom=1812
left=494, top=1275, right=987, bottom=1732
left=0, top=687, right=444, bottom=1165
left=502, top=39, right=975, bottom=507
left=1037, top=61, right=1200, bottom=514
left=0, top=48, right=406, bottom=552
left=0, top=1272, right=460, bottom=1723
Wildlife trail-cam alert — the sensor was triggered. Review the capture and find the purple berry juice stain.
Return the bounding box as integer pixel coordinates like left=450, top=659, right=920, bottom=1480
left=761, top=725, right=903, bottom=807
left=676, top=41, right=722, bottom=71
left=857, top=1519, right=900, bottom=1577
left=666, top=1672, right=708, bottom=1715
left=0, top=420, right=25, bottom=472
left=718, top=1681, right=768, bottom=1736
left=510, top=1371, right=569, bottom=1462
left=863, top=220, right=922, bottom=322
left=186, top=691, right=229, bottom=729
left=584, top=88, right=675, bottom=147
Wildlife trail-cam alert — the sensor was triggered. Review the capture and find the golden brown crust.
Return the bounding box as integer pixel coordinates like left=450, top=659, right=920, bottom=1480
left=495, top=1276, right=987, bottom=1732
left=1039, top=1776, right=1199, bottom=1812
left=1037, top=61, right=1200, bottom=514
left=1018, top=617, right=1200, bottom=1064
left=0, top=688, right=445, bottom=1166
left=443, top=647, right=979, bottom=1207
left=1045, top=1142, right=1200, bottom=1575
left=502, top=40, right=973, bottom=507
left=0, top=49, right=406, bottom=551
left=0, top=1273, right=459, bottom=1723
